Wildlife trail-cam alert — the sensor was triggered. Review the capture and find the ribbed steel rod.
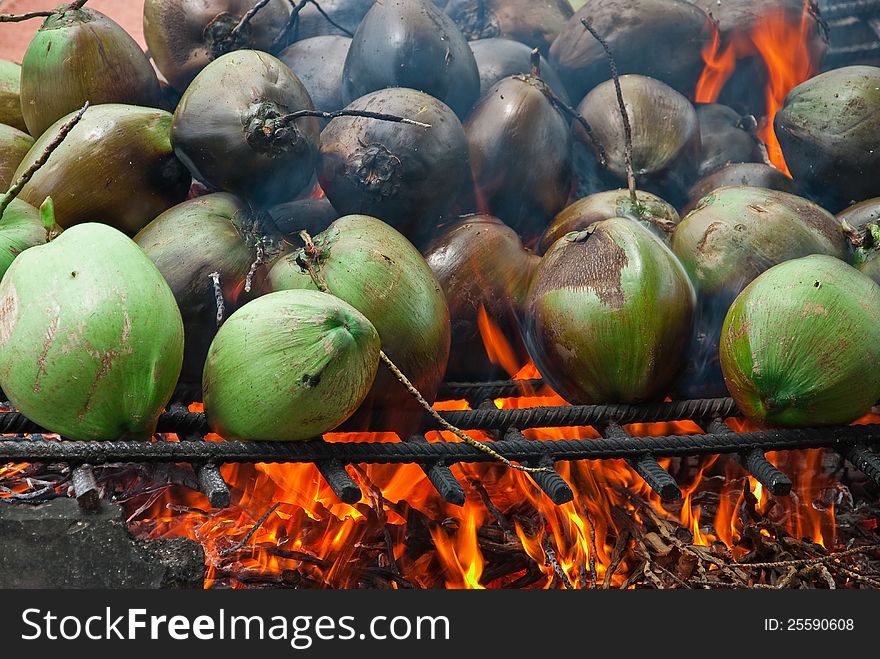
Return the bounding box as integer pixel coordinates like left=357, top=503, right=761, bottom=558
left=196, top=463, right=231, bottom=508
left=603, top=423, right=682, bottom=502
left=1, top=425, right=878, bottom=464
left=437, top=397, right=739, bottom=431
left=821, top=0, right=880, bottom=19
left=406, top=436, right=466, bottom=506
left=844, top=444, right=880, bottom=487
left=707, top=420, right=793, bottom=496
left=71, top=464, right=99, bottom=511
left=317, top=459, right=362, bottom=504
left=741, top=449, right=793, bottom=497
left=0, top=398, right=741, bottom=436
left=167, top=379, right=548, bottom=407
left=438, top=379, right=544, bottom=401
left=504, top=429, right=574, bottom=504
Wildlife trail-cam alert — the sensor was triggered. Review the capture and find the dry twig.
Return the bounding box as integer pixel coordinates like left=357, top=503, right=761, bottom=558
left=581, top=18, right=637, bottom=204
left=0, top=0, right=87, bottom=22
left=230, top=0, right=273, bottom=40
left=208, top=272, right=225, bottom=326
left=0, top=101, right=89, bottom=221
left=218, top=502, right=281, bottom=557
left=279, top=108, right=431, bottom=128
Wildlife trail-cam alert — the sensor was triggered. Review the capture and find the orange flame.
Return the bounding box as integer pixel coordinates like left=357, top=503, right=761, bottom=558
left=695, top=28, right=737, bottom=104
left=430, top=498, right=486, bottom=588
left=120, top=398, right=843, bottom=588
left=751, top=8, right=818, bottom=176
left=693, top=2, right=820, bottom=176
left=110, top=336, right=845, bottom=589
left=477, top=305, right=524, bottom=378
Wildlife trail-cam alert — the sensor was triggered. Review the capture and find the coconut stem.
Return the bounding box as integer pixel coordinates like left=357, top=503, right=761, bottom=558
left=271, top=0, right=353, bottom=51
left=244, top=238, right=266, bottom=293
left=0, top=101, right=88, bottom=222
left=841, top=219, right=860, bottom=246
left=209, top=272, right=225, bottom=326
left=0, top=0, right=88, bottom=22
left=279, top=109, right=431, bottom=129
left=529, top=48, right=541, bottom=78
left=303, top=0, right=353, bottom=37
left=298, top=230, right=552, bottom=477
left=539, top=84, right=608, bottom=168
left=581, top=18, right=638, bottom=206
left=230, top=0, right=273, bottom=40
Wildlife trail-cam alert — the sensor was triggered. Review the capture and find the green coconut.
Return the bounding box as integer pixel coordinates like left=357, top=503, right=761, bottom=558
left=720, top=255, right=880, bottom=426
left=202, top=289, right=380, bottom=441
left=0, top=198, right=56, bottom=281
left=13, top=104, right=191, bottom=235
left=267, top=214, right=451, bottom=435
left=672, top=185, right=848, bottom=398
left=135, top=193, right=273, bottom=385
left=775, top=66, right=880, bottom=212
left=538, top=189, right=679, bottom=254
left=20, top=7, right=161, bottom=138
left=525, top=217, right=695, bottom=404
left=0, top=223, right=184, bottom=440
left=0, top=60, right=27, bottom=133
left=674, top=186, right=848, bottom=298
left=0, top=124, right=34, bottom=191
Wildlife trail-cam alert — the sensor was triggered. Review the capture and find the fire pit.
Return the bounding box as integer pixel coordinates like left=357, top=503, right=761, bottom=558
left=1, top=375, right=879, bottom=589
left=0, top=0, right=879, bottom=592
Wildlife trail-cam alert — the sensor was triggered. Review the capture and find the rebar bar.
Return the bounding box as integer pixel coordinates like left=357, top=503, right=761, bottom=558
left=2, top=424, right=875, bottom=464
left=437, top=379, right=544, bottom=401
left=406, top=436, right=465, bottom=506
left=527, top=454, right=575, bottom=505
left=0, top=397, right=741, bottom=437
left=317, top=459, right=362, bottom=504
left=71, top=464, right=99, bottom=511
left=821, top=0, right=880, bottom=19
left=503, top=429, right=574, bottom=504
left=603, top=422, right=681, bottom=501
left=196, top=463, right=232, bottom=508
left=843, top=444, right=880, bottom=487
left=741, top=449, right=793, bottom=497
left=707, top=420, right=793, bottom=496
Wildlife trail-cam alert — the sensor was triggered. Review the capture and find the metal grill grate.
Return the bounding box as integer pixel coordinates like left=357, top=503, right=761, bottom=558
left=821, top=0, right=880, bottom=68
left=2, top=381, right=879, bottom=509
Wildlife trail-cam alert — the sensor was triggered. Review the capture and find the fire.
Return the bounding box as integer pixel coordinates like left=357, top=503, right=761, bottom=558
left=751, top=8, right=818, bottom=176
left=476, top=305, right=523, bottom=378
left=693, top=2, right=820, bottom=175
left=430, top=498, right=486, bottom=589
left=96, top=374, right=845, bottom=587
left=694, top=28, right=737, bottom=104
left=74, top=308, right=844, bottom=588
